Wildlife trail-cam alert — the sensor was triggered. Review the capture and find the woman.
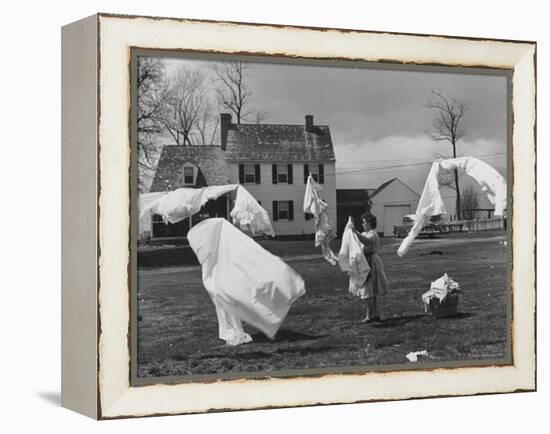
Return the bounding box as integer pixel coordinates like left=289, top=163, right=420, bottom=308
left=352, top=213, right=388, bottom=323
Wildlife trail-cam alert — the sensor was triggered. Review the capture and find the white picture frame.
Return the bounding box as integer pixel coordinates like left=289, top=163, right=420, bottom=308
left=61, top=13, right=536, bottom=419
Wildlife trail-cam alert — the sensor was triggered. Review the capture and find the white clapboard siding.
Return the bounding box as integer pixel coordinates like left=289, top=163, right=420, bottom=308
left=370, top=179, right=420, bottom=236
left=228, top=161, right=337, bottom=237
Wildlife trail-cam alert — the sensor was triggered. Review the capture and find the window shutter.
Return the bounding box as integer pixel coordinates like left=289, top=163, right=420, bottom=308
left=288, top=201, right=294, bottom=221
left=238, top=164, right=244, bottom=184
left=255, top=164, right=261, bottom=184
left=303, top=164, right=309, bottom=184
left=319, top=164, right=324, bottom=184
left=272, top=164, right=278, bottom=184
left=272, top=201, right=279, bottom=221
left=287, top=164, right=293, bottom=184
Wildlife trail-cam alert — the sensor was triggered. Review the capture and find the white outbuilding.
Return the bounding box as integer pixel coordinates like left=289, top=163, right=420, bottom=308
left=369, top=178, right=420, bottom=237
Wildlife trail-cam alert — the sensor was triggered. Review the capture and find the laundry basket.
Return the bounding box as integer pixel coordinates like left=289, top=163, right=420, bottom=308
left=428, top=292, right=461, bottom=318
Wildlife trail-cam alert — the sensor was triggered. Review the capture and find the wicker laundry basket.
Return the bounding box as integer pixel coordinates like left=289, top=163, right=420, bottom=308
left=428, top=292, right=461, bottom=318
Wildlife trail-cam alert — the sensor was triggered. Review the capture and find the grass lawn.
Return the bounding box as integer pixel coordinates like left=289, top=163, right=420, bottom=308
left=136, top=231, right=509, bottom=378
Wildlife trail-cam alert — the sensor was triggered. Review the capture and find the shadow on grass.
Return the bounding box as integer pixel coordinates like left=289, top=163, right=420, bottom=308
left=372, top=314, right=427, bottom=328
left=375, top=312, right=476, bottom=328
left=252, top=329, right=326, bottom=343
left=434, top=312, right=475, bottom=320
left=230, top=345, right=336, bottom=360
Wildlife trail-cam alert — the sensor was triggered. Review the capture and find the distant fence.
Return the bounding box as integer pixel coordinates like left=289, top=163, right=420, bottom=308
left=443, top=216, right=506, bottom=233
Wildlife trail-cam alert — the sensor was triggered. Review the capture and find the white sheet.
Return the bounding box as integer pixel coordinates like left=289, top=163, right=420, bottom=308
left=303, top=175, right=338, bottom=265
left=398, top=157, right=507, bottom=256
left=187, top=218, right=305, bottom=344
left=140, top=184, right=238, bottom=224
left=230, top=185, right=275, bottom=237
left=140, top=184, right=275, bottom=237
left=338, top=218, right=371, bottom=295
left=440, top=156, right=507, bottom=216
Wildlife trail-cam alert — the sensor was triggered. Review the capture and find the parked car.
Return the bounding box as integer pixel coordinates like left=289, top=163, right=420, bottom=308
left=393, top=214, right=443, bottom=238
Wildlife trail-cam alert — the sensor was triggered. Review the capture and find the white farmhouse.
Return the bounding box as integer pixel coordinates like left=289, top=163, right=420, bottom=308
left=146, top=114, right=336, bottom=239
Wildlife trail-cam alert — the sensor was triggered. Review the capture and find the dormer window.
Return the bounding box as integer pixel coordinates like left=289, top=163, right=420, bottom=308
left=183, top=167, right=194, bottom=184
left=182, top=162, right=198, bottom=186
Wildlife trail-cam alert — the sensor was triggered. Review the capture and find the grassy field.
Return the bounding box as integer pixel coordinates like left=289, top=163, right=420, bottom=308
left=136, top=231, right=509, bottom=378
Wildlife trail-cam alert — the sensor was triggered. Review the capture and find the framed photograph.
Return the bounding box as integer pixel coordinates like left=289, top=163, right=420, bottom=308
left=61, top=13, right=536, bottom=419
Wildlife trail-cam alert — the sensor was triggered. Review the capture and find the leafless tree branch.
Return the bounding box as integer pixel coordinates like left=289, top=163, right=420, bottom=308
left=425, top=90, right=468, bottom=218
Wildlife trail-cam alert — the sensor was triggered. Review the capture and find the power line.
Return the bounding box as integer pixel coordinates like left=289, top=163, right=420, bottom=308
left=331, top=152, right=506, bottom=178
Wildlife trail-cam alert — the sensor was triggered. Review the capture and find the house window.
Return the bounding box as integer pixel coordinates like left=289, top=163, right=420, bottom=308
left=239, top=164, right=261, bottom=184
left=278, top=165, right=288, bottom=183
left=303, top=164, right=324, bottom=184
left=272, top=200, right=294, bottom=221
left=278, top=201, right=289, bottom=219
left=272, top=163, right=293, bottom=184
left=183, top=166, right=194, bottom=184
left=244, top=164, right=255, bottom=183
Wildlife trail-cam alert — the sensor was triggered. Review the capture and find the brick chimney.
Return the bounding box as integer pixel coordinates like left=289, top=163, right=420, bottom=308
left=305, top=114, right=314, bottom=133
left=220, top=113, right=232, bottom=150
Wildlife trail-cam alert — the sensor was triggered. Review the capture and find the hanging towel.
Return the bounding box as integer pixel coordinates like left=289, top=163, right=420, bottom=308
left=230, top=185, right=275, bottom=237
left=188, top=218, right=305, bottom=344
left=338, top=217, right=371, bottom=295
left=303, top=175, right=338, bottom=265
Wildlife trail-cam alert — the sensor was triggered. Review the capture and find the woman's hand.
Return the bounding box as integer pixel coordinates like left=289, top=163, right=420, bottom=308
left=345, top=216, right=355, bottom=231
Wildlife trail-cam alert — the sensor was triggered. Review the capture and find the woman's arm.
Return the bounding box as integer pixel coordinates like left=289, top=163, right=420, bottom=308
left=353, top=229, right=371, bottom=247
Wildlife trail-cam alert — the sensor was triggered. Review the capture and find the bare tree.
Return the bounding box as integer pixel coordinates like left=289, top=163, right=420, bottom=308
left=461, top=184, right=480, bottom=220
left=425, top=90, right=467, bottom=219
left=160, top=68, right=207, bottom=146
left=195, top=101, right=220, bottom=146
left=136, top=57, right=166, bottom=191
left=211, top=61, right=251, bottom=124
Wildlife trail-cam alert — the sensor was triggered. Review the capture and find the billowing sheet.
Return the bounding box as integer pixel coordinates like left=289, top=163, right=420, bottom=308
left=398, top=157, right=507, bottom=256
left=338, top=218, right=371, bottom=295
left=303, top=175, right=338, bottom=265
left=140, top=184, right=238, bottom=224
left=440, top=156, right=507, bottom=216
left=188, top=218, right=305, bottom=344
left=140, top=184, right=275, bottom=237
left=230, top=185, right=275, bottom=237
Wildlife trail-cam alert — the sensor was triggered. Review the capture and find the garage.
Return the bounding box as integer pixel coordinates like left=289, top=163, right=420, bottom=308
left=369, top=178, right=420, bottom=237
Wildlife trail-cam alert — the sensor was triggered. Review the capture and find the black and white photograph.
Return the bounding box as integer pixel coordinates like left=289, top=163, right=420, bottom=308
left=133, top=52, right=510, bottom=381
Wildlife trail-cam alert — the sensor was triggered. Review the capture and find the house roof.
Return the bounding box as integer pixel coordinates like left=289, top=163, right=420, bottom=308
left=224, top=124, right=336, bottom=162
left=149, top=146, right=232, bottom=192
left=369, top=178, right=398, bottom=199
left=369, top=177, right=419, bottom=200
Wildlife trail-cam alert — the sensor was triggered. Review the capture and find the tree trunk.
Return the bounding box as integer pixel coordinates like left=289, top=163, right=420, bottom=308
left=454, top=168, right=462, bottom=220
left=452, top=142, right=462, bottom=220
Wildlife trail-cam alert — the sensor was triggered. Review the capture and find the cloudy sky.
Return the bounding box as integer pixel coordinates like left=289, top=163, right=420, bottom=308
left=162, top=55, right=508, bottom=195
